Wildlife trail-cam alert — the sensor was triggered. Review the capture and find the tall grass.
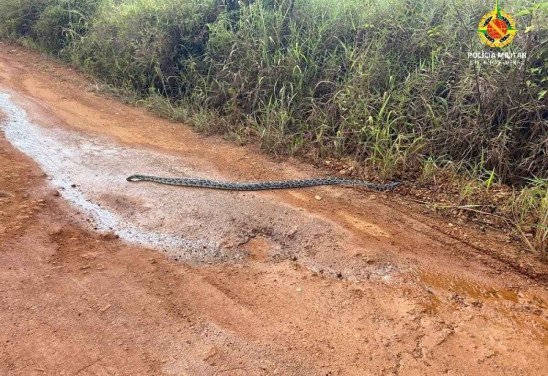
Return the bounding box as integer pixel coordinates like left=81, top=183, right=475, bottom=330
left=511, top=178, right=548, bottom=256
left=0, top=0, right=546, bottom=253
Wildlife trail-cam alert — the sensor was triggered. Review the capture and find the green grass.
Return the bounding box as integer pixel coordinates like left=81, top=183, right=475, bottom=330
left=510, top=178, right=548, bottom=257
left=0, top=0, right=546, bottom=254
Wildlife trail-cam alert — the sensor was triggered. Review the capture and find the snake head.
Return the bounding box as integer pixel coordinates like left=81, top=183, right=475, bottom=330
left=126, top=174, right=144, bottom=182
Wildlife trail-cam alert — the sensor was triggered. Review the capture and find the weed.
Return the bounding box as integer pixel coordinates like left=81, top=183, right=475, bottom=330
left=0, top=0, right=546, bottom=253
left=511, top=179, right=548, bottom=256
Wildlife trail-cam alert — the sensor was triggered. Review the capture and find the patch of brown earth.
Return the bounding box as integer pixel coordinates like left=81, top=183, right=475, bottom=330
left=0, top=44, right=546, bottom=375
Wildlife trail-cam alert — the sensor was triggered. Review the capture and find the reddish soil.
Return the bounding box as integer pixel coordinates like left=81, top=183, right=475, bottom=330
left=0, top=44, right=546, bottom=375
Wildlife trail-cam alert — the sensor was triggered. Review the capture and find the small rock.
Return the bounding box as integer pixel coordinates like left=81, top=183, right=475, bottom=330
left=49, top=227, right=62, bottom=236
left=203, top=346, right=218, bottom=363
left=101, top=232, right=119, bottom=241
left=296, top=287, right=302, bottom=292
left=0, top=190, right=12, bottom=198
left=315, top=195, right=322, bottom=200
left=71, top=184, right=77, bottom=188
left=471, top=300, right=483, bottom=308
left=52, top=190, right=60, bottom=197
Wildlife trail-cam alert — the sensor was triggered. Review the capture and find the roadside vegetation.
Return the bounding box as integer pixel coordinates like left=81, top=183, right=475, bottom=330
left=0, top=0, right=546, bottom=255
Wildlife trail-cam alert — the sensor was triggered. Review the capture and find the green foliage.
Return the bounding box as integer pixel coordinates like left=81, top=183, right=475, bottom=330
left=0, top=0, right=101, bottom=52
left=73, top=0, right=219, bottom=96
left=0, top=0, right=48, bottom=38
left=1, top=0, right=545, bottom=182
left=1, top=0, right=545, bottom=252
left=511, top=178, right=548, bottom=256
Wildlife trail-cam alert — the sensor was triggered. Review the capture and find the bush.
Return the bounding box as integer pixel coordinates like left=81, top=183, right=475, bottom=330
left=72, top=0, right=219, bottom=96
left=0, top=0, right=51, bottom=40
left=0, top=0, right=546, bottom=183
left=0, top=0, right=100, bottom=52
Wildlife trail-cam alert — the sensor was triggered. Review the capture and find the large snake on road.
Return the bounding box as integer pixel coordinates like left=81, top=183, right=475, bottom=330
left=126, top=174, right=399, bottom=191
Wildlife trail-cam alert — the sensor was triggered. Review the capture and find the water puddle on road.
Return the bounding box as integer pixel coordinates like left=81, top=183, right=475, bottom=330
left=416, top=270, right=548, bottom=344
left=419, top=271, right=526, bottom=303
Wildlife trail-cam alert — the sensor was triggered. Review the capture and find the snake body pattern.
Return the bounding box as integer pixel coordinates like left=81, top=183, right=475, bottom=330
left=126, top=174, right=399, bottom=191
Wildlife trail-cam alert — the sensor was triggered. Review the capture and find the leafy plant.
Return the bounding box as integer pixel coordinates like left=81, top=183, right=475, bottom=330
left=0, top=0, right=546, bottom=253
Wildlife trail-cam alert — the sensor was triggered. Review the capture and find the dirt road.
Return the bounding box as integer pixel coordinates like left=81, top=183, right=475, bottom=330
left=0, top=45, right=546, bottom=375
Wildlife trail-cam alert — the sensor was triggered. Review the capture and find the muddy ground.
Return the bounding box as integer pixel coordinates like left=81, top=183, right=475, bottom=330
left=0, top=44, right=546, bottom=375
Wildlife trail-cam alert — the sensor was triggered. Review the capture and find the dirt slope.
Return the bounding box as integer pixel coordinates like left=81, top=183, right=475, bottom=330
left=0, top=44, right=546, bottom=375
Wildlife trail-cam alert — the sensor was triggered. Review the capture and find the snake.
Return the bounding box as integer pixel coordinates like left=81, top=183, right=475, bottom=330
left=126, top=174, right=399, bottom=191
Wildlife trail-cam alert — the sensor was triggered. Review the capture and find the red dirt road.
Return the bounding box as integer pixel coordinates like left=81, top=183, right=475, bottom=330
left=0, top=45, right=547, bottom=375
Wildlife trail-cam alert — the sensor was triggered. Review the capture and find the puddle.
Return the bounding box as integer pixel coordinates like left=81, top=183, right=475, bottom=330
left=420, top=271, right=524, bottom=303
left=418, top=270, right=548, bottom=343
left=418, top=270, right=547, bottom=313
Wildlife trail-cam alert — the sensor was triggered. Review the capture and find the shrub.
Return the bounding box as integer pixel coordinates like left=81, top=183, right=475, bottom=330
left=72, top=0, right=219, bottom=96
left=0, top=0, right=101, bottom=52
left=0, top=0, right=546, bottom=183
